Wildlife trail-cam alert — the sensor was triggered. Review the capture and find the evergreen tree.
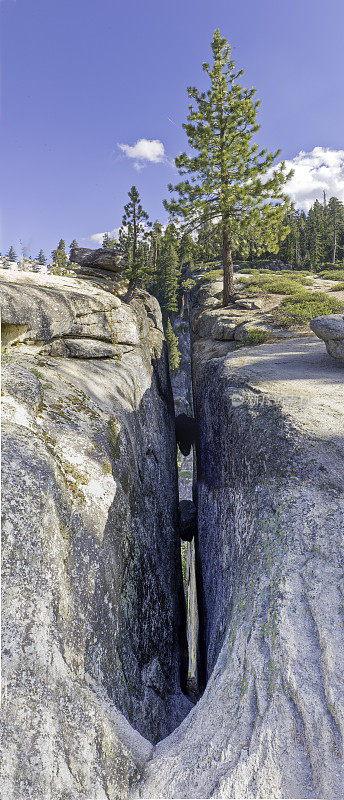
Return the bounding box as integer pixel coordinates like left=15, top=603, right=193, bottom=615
left=165, top=30, right=291, bottom=304
left=148, top=220, right=163, bottom=289
left=7, top=245, right=17, bottom=261
left=327, top=197, right=344, bottom=264
left=165, top=318, right=181, bottom=373
left=69, top=239, right=78, bottom=252
left=179, top=231, right=195, bottom=269
left=102, top=232, right=117, bottom=249
left=37, top=249, right=46, bottom=265
left=159, top=240, right=180, bottom=314
left=268, top=196, right=344, bottom=270
left=119, top=186, right=151, bottom=298
left=150, top=224, right=182, bottom=316
left=51, top=239, right=68, bottom=275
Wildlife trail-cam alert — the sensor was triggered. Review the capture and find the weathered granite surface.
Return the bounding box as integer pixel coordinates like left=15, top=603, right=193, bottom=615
left=0, top=270, right=190, bottom=800
left=134, top=280, right=344, bottom=799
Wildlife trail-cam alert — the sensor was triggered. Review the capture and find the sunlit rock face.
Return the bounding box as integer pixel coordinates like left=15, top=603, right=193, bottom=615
left=135, top=278, right=344, bottom=800
left=0, top=269, right=190, bottom=800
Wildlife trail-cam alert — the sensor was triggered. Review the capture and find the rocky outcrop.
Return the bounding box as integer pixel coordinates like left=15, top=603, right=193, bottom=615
left=70, top=245, right=125, bottom=273
left=311, top=314, right=344, bottom=361
left=135, top=279, right=344, bottom=799
left=0, top=269, right=191, bottom=800
left=5, top=266, right=344, bottom=800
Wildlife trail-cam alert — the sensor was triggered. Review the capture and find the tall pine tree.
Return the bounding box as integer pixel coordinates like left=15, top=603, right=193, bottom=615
left=159, top=240, right=180, bottom=314
left=119, top=186, right=151, bottom=299
left=165, top=30, right=292, bottom=304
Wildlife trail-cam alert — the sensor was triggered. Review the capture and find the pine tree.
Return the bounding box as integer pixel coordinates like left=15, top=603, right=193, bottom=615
left=165, top=318, right=181, bottom=373
left=51, top=239, right=68, bottom=275
left=119, top=186, right=151, bottom=299
left=165, top=30, right=292, bottom=304
left=102, top=232, right=117, bottom=249
left=7, top=246, right=17, bottom=261
left=151, top=220, right=163, bottom=273
left=144, top=221, right=163, bottom=298
left=37, top=249, right=46, bottom=265
left=179, top=232, right=195, bottom=269
left=159, top=240, right=180, bottom=314
left=69, top=239, right=78, bottom=252
left=327, top=197, right=344, bottom=264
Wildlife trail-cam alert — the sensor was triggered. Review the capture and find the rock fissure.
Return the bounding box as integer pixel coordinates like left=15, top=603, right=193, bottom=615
left=132, top=275, right=344, bottom=800
left=3, top=266, right=344, bottom=799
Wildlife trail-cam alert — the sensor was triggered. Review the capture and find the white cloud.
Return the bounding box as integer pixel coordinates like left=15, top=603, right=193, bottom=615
left=277, top=147, right=344, bottom=210
left=118, top=138, right=165, bottom=168
left=89, top=228, right=120, bottom=247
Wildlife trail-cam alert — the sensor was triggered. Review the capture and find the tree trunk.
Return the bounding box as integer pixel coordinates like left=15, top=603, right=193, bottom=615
left=222, top=222, right=235, bottom=305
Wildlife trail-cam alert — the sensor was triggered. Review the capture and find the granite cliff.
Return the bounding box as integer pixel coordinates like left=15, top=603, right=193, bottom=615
left=2, top=266, right=344, bottom=800
left=0, top=268, right=190, bottom=800
left=135, top=275, right=344, bottom=799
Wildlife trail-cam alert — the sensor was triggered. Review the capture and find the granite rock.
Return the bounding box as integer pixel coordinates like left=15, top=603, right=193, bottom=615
left=0, top=270, right=191, bottom=800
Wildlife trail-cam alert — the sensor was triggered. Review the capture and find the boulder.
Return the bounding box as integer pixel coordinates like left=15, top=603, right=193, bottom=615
left=326, top=338, right=344, bottom=360
left=310, top=314, right=344, bottom=362
left=310, top=314, right=344, bottom=340
left=70, top=245, right=125, bottom=273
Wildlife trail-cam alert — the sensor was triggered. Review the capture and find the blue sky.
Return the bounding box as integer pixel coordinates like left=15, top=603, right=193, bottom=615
left=1, top=0, right=344, bottom=260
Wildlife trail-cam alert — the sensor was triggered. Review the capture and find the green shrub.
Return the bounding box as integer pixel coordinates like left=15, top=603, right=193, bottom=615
left=240, top=328, right=274, bottom=346
left=274, top=291, right=344, bottom=327
left=318, top=269, right=344, bottom=281
left=198, top=268, right=223, bottom=284
left=236, top=274, right=310, bottom=295
left=314, top=261, right=344, bottom=274
left=330, top=282, right=344, bottom=291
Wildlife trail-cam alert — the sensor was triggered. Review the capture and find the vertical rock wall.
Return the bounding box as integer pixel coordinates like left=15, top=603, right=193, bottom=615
left=0, top=270, right=190, bottom=800
left=136, top=279, right=344, bottom=800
